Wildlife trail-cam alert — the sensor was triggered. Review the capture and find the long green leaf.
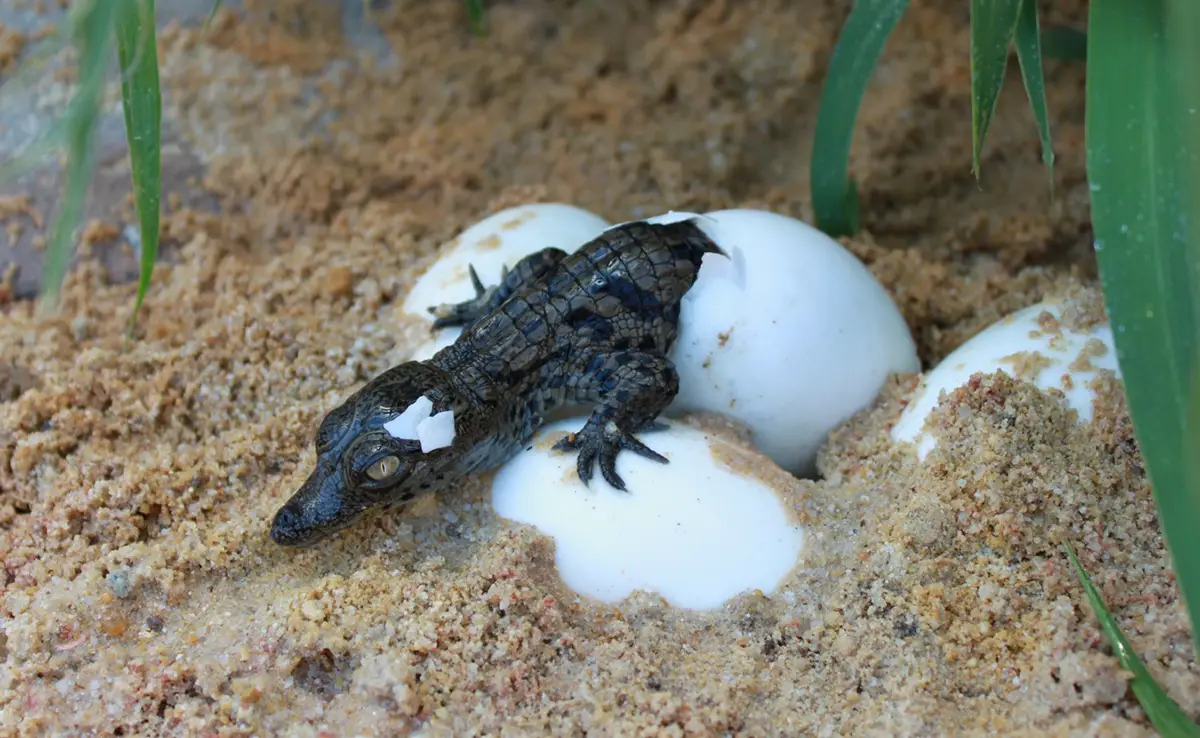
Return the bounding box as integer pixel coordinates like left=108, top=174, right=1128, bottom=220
left=810, top=0, right=911, bottom=237
left=1166, top=0, right=1200, bottom=664
left=204, top=1, right=223, bottom=34
left=465, top=0, right=485, bottom=36
left=1041, top=26, right=1087, bottom=61
left=113, top=0, right=162, bottom=338
left=969, top=0, right=1022, bottom=180
left=1012, top=0, right=1054, bottom=192
left=1065, top=544, right=1200, bottom=735
left=39, top=0, right=116, bottom=311
left=0, top=116, right=72, bottom=182
left=0, top=21, right=73, bottom=97
left=1086, top=0, right=1200, bottom=662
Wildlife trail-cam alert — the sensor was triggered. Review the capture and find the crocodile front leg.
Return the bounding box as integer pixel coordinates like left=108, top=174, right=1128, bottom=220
left=428, top=247, right=567, bottom=330
left=548, top=349, right=678, bottom=491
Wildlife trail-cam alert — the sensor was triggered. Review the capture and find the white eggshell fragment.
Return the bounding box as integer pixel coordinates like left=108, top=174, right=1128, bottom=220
left=891, top=300, right=1121, bottom=461
left=403, top=203, right=612, bottom=358
left=669, top=209, right=920, bottom=477
left=383, top=396, right=433, bottom=440
left=416, top=410, right=456, bottom=452
left=491, top=417, right=805, bottom=610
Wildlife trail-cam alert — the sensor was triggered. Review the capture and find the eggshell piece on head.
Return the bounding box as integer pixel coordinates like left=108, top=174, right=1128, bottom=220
left=383, top=396, right=433, bottom=440
left=416, top=410, right=456, bottom=452
left=890, top=300, right=1121, bottom=461
left=491, top=417, right=806, bottom=611
left=669, top=209, right=920, bottom=477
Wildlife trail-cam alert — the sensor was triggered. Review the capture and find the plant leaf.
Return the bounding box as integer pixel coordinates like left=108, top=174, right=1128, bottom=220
left=969, top=0, right=1022, bottom=180
left=810, top=0, right=911, bottom=237
left=1086, top=0, right=1200, bottom=662
left=0, top=116, right=71, bottom=182
left=204, top=0, right=223, bottom=34
left=39, top=0, right=116, bottom=311
left=465, top=0, right=485, bottom=36
left=1041, top=26, right=1087, bottom=61
left=1166, top=0, right=1200, bottom=666
left=0, top=21, right=74, bottom=98
left=1064, top=544, right=1200, bottom=736
left=1012, top=0, right=1054, bottom=193
left=114, top=0, right=162, bottom=338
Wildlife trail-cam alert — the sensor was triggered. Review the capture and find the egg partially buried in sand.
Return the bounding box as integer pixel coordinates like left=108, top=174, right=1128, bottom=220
left=404, top=203, right=612, bottom=360
left=491, top=417, right=805, bottom=610
left=665, top=209, right=920, bottom=477
left=890, top=299, right=1121, bottom=461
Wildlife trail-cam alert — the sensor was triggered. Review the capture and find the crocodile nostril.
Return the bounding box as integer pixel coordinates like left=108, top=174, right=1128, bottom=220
left=270, top=506, right=300, bottom=544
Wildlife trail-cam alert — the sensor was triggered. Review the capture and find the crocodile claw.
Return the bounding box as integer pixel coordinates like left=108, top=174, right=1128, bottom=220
left=552, top=420, right=669, bottom=491
left=427, top=263, right=493, bottom=331
left=468, top=264, right=486, bottom=297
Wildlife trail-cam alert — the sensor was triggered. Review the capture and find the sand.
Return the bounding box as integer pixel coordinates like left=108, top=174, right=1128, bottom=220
left=0, top=0, right=1197, bottom=735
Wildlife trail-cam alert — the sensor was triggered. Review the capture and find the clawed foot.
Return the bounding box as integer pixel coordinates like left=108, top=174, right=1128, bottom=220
left=427, top=263, right=503, bottom=330
left=551, top=419, right=670, bottom=491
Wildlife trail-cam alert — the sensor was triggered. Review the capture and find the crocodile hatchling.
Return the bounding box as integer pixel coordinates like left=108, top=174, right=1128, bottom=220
left=269, top=217, right=726, bottom=547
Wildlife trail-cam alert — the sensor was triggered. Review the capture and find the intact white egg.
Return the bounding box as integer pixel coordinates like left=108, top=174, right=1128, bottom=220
left=491, top=416, right=805, bottom=610
left=404, top=203, right=612, bottom=360
left=890, top=299, right=1121, bottom=461
left=668, top=209, right=920, bottom=477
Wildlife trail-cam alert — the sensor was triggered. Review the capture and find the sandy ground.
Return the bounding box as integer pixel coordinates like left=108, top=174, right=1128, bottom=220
left=0, top=0, right=1197, bottom=735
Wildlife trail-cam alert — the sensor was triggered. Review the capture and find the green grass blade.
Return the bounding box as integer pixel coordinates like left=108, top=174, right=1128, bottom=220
left=1086, top=0, right=1200, bottom=661
left=969, top=0, right=1022, bottom=180
left=1041, top=26, right=1087, bottom=61
left=0, top=116, right=71, bottom=182
left=0, top=21, right=73, bottom=97
left=39, top=0, right=116, bottom=311
left=1012, top=0, right=1054, bottom=192
left=465, top=0, right=485, bottom=36
left=1064, top=544, right=1200, bottom=736
left=810, top=0, right=911, bottom=237
left=204, top=1, right=223, bottom=34
left=113, top=0, right=162, bottom=337
left=1166, top=0, right=1200, bottom=663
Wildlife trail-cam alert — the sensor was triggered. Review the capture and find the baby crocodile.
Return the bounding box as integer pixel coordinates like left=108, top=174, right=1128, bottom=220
left=269, top=218, right=725, bottom=547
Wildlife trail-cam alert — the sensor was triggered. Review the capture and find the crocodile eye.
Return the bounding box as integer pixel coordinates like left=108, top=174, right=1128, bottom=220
left=365, top=455, right=401, bottom=481
left=588, top=272, right=609, bottom=293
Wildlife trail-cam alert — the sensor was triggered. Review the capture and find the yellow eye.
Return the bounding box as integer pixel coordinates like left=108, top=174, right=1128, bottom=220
left=365, top=455, right=400, bottom=481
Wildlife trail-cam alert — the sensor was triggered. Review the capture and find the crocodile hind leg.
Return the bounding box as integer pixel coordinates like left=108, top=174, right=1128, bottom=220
left=428, top=247, right=568, bottom=331
left=548, top=349, right=679, bottom=491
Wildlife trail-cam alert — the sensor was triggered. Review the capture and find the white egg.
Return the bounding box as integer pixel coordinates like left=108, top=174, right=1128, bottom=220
left=667, top=209, right=920, bottom=477
left=890, top=300, right=1121, bottom=461
left=403, top=203, right=612, bottom=360
left=491, top=417, right=805, bottom=610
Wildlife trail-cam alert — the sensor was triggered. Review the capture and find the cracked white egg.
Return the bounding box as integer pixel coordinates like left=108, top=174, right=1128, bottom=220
left=666, top=209, right=920, bottom=476
left=404, top=203, right=612, bottom=360
left=491, top=417, right=805, bottom=610
left=891, top=299, right=1121, bottom=461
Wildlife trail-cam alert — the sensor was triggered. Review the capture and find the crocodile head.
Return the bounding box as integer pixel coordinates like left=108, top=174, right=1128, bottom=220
left=269, top=361, right=469, bottom=547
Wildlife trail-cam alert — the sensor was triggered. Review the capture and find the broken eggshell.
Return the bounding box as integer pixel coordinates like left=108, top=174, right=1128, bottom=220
left=668, top=209, right=920, bottom=477
left=890, top=299, right=1121, bottom=461
left=382, top=395, right=457, bottom=452
left=490, top=416, right=806, bottom=610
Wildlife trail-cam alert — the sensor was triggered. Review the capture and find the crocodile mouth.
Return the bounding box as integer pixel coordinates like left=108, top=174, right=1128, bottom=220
left=269, top=464, right=364, bottom=547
